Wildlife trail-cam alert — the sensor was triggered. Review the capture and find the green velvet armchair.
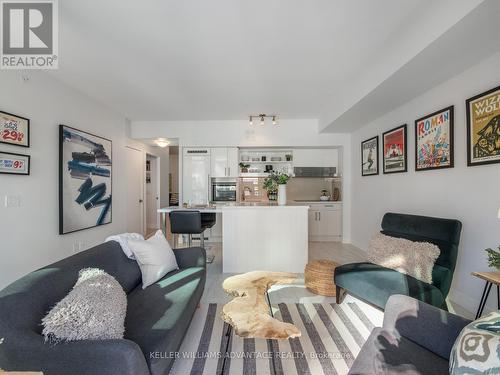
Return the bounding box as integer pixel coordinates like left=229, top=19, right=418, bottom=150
left=334, top=212, right=462, bottom=310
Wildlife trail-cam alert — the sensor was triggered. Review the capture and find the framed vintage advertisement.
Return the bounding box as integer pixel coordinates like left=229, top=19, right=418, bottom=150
left=415, top=106, right=454, bottom=171
left=0, top=111, right=30, bottom=147
left=0, top=151, right=30, bottom=175
left=383, top=124, right=407, bottom=174
left=361, top=136, right=379, bottom=176
left=466, top=85, right=500, bottom=166
left=59, top=125, right=112, bottom=234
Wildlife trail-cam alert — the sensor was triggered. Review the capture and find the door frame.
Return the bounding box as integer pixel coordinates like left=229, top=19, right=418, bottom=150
left=145, top=152, right=161, bottom=232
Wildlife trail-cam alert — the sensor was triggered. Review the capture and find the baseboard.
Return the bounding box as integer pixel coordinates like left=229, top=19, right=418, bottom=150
left=448, top=288, right=497, bottom=319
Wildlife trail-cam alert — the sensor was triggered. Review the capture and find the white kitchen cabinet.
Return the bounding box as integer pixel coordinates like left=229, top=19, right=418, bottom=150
left=293, top=148, right=339, bottom=168
left=208, top=213, right=223, bottom=241
left=210, top=147, right=238, bottom=178
left=308, top=203, right=342, bottom=241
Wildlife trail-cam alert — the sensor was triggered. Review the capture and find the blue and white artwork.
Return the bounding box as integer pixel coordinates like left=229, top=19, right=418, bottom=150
left=59, top=125, right=112, bottom=234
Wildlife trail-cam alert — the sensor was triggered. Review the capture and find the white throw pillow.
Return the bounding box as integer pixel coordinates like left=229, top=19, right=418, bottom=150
left=128, top=230, right=178, bottom=289
left=367, top=232, right=440, bottom=284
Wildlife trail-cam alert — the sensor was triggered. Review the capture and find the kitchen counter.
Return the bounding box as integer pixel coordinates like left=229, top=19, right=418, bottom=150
left=158, top=204, right=309, bottom=273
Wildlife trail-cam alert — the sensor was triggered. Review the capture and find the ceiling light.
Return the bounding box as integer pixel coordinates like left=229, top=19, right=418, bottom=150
left=272, top=116, right=278, bottom=125
left=249, top=116, right=253, bottom=126
left=260, top=115, right=265, bottom=126
left=155, top=138, right=169, bottom=148
left=248, top=114, right=279, bottom=126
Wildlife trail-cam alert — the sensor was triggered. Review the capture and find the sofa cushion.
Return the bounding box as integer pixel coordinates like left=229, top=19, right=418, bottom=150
left=449, top=311, right=500, bottom=374
left=368, top=233, right=440, bottom=284
left=349, top=328, right=449, bottom=375
left=124, top=266, right=206, bottom=375
left=335, top=262, right=444, bottom=309
left=42, top=268, right=127, bottom=342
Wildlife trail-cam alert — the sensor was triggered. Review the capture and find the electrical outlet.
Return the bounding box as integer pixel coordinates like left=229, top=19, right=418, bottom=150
left=4, top=195, right=21, bottom=207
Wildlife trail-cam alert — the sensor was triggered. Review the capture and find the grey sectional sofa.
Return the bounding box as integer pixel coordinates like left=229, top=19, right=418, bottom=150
left=0, top=240, right=206, bottom=375
left=349, top=294, right=471, bottom=375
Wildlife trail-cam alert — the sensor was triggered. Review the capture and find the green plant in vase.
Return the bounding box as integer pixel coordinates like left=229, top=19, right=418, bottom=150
left=239, top=163, right=250, bottom=173
left=263, top=174, right=278, bottom=201
left=485, top=245, right=500, bottom=270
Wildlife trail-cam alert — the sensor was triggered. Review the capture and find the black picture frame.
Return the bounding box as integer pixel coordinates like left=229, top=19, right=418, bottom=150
left=466, top=85, right=500, bottom=167
left=0, top=151, right=30, bottom=175
left=361, top=135, right=379, bottom=176
left=59, top=125, right=113, bottom=235
left=382, top=124, right=407, bottom=174
left=0, top=110, right=30, bottom=148
left=415, top=106, right=454, bottom=172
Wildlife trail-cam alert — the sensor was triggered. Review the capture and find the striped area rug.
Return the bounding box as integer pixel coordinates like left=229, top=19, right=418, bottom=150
left=170, top=297, right=383, bottom=375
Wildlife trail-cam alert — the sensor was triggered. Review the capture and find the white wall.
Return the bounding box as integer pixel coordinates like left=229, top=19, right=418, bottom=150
left=351, top=52, right=500, bottom=314
left=130, top=119, right=352, bottom=242
left=0, top=71, right=153, bottom=289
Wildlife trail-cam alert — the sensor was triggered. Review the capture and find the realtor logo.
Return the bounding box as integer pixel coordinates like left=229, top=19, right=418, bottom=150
left=1, top=0, right=58, bottom=69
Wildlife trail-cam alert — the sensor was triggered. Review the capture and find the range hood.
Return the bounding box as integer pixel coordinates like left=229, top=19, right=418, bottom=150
left=293, top=167, right=337, bottom=177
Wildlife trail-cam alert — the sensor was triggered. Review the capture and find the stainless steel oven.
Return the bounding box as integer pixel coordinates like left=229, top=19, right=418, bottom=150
left=211, top=179, right=237, bottom=202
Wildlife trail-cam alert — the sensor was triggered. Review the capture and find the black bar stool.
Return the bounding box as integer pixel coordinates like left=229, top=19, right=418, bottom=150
left=169, top=211, right=214, bottom=248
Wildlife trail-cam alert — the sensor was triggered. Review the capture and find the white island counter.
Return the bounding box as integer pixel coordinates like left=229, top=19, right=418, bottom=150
left=159, top=204, right=309, bottom=273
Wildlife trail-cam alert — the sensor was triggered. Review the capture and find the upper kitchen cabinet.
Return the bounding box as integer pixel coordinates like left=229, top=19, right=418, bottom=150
left=293, top=148, right=339, bottom=168
left=210, top=147, right=238, bottom=178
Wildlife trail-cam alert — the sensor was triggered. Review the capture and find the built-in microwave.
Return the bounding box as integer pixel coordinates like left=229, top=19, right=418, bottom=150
left=211, top=179, right=237, bottom=202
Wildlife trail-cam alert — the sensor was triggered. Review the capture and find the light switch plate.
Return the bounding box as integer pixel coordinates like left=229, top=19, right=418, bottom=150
left=4, top=195, right=21, bottom=207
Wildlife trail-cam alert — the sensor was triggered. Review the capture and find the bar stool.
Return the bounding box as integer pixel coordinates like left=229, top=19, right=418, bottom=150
left=169, top=211, right=213, bottom=248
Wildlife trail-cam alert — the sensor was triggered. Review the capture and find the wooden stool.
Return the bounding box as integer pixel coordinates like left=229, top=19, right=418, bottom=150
left=305, top=260, right=339, bottom=296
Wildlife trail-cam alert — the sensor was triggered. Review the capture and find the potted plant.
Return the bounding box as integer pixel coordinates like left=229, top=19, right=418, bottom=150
left=264, top=171, right=290, bottom=205
left=486, top=246, right=500, bottom=270
left=263, top=175, right=278, bottom=201
left=239, top=162, right=250, bottom=173
left=285, top=154, right=292, bottom=161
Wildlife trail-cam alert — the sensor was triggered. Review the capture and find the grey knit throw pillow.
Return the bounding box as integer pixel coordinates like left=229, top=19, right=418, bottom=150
left=42, top=268, right=127, bottom=342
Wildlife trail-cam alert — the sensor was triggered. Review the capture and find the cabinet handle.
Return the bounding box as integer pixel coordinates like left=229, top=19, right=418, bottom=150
left=318, top=212, right=321, bottom=221
left=227, top=167, right=230, bottom=176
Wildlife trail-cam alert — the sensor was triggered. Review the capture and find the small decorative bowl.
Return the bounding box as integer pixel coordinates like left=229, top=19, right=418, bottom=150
left=319, top=196, right=330, bottom=201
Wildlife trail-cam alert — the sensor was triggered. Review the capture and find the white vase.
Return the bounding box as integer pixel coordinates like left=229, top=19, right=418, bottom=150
left=278, top=184, right=287, bottom=205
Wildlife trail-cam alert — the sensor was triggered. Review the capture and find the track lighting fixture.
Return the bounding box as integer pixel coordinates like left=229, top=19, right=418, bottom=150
left=248, top=114, right=279, bottom=126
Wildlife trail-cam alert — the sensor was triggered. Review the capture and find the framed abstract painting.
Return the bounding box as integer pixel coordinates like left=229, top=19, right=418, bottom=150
left=382, top=124, right=407, bottom=174
left=415, top=106, right=454, bottom=171
left=361, top=136, right=379, bottom=176
left=59, top=125, right=112, bottom=234
left=466, top=85, right=500, bottom=166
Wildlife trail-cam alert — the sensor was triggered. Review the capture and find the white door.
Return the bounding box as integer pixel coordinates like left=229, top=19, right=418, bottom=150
left=126, top=147, right=144, bottom=234
left=183, top=150, right=210, bottom=205
left=226, top=148, right=239, bottom=177
left=210, top=148, right=227, bottom=177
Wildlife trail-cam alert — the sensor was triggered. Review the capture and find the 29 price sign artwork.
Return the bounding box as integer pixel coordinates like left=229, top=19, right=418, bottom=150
left=0, top=111, right=30, bottom=147
left=0, top=152, right=30, bottom=175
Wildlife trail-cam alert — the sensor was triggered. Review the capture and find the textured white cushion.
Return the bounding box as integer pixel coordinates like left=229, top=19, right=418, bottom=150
left=367, top=232, right=440, bottom=284
left=42, top=268, right=127, bottom=342
left=128, top=230, right=178, bottom=289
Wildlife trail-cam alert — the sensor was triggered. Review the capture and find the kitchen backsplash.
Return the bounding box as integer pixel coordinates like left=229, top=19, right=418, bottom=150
left=287, top=177, right=341, bottom=201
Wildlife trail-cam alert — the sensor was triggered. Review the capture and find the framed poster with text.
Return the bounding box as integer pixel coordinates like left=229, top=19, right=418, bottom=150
left=466, top=85, right=500, bottom=166
left=0, top=111, right=30, bottom=147
left=415, top=106, right=454, bottom=171
left=383, top=124, right=407, bottom=174
left=0, top=151, right=30, bottom=175
left=361, top=136, right=379, bottom=176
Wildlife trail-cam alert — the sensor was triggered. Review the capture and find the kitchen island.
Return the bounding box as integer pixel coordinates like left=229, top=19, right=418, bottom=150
left=158, top=203, right=309, bottom=273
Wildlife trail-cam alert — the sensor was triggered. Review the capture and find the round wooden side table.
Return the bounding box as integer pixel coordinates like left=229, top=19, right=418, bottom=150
left=305, top=260, right=339, bottom=296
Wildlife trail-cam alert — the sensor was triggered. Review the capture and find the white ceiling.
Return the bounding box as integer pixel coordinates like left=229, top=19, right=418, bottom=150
left=49, top=0, right=489, bottom=129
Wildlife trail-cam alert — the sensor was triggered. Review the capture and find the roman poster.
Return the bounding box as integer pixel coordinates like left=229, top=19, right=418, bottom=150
left=59, top=125, right=112, bottom=234
left=361, top=136, right=378, bottom=176
left=415, top=106, right=454, bottom=171
left=466, top=85, right=500, bottom=166
left=383, top=125, right=407, bottom=174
